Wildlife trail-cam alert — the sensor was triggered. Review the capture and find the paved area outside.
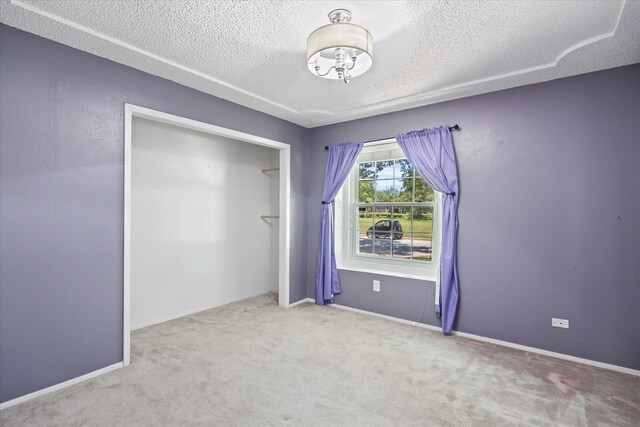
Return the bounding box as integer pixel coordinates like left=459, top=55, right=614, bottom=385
left=358, top=236, right=431, bottom=260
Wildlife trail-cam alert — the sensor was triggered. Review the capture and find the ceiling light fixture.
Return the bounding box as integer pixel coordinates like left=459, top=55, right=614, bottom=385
left=307, top=9, right=373, bottom=84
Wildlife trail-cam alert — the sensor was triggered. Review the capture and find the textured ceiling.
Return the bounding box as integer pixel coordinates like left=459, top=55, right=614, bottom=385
left=1, top=0, right=638, bottom=127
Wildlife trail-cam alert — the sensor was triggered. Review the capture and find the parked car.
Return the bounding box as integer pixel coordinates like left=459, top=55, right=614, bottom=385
left=366, top=220, right=403, bottom=239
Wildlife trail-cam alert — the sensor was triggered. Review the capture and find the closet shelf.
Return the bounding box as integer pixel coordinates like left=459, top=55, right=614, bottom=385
left=261, top=167, right=280, bottom=173
left=260, top=215, right=280, bottom=220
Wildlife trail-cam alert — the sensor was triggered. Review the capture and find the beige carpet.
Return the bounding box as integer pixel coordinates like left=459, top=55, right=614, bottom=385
left=1, top=293, right=638, bottom=426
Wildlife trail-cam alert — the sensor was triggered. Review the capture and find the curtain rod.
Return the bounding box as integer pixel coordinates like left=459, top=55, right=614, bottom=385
left=324, top=124, right=460, bottom=150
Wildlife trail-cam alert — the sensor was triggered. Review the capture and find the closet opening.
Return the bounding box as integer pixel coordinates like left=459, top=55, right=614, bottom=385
left=123, top=104, right=290, bottom=365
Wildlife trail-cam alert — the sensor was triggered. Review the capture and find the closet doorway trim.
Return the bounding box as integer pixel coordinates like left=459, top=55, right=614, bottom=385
left=123, top=103, right=291, bottom=366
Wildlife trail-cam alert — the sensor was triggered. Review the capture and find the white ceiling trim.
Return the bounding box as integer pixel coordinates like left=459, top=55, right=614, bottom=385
left=2, top=0, right=637, bottom=128
left=11, top=0, right=298, bottom=114
left=310, top=16, right=627, bottom=120
left=300, top=2, right=628, bottom=121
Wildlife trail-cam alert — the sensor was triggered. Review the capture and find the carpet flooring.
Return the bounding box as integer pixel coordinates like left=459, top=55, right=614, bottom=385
left=1, top=293, right=639, bottom=426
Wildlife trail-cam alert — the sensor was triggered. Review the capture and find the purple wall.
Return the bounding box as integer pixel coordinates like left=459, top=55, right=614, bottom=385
left=308, top=64, right=640, bottom=370
left=1, top=22, right=639, bottom=406
left=0, top=25, right=309, bottom=403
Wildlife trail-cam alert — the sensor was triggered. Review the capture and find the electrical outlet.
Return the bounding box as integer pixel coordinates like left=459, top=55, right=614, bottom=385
left=552, top=318, right=569, bottom=329
left=373, top=280, right=380, bottom=292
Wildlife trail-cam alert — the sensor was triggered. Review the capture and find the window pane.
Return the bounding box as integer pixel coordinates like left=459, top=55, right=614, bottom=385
left=358, top=207, right=374, bottom=255
left=376, top=160, right=394, bottom=179
left=393, top=181, right=402, bottom=201
left=373, top=236, right=391, bottom=257
left=412, top=207, right=433, bottom=235
left=358, top=207, right=374, bottom=237
left=394, top=205, right=410, bottom=220
left=392, top=239, right=411, bottom=259
left=375, top=180, right=394, bottom=202
left=415, top=176, right=435, bottom=202
left=395, top=159, right=414, bottom=178
left=393, top=178, right=413, bottom=202
left=359, top=162, right=375, bottom=179
left=374, top=206, right=393, bottom=222
left=396, top=177, right=413, bottom=202
left=358, top=180, right=374, bottom=203
left=411, top=233, right=432, bottom=261
left=371, top=206, right=393, bottom=247
left=358, top=237, right=374, bottom=255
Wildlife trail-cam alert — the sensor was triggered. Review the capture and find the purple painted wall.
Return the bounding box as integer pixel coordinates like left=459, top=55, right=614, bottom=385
left=1, top=21, right=639, bottom=406
left=0, top=25, right=309, bottom=403
left=308, top=64, right=640, bottom=370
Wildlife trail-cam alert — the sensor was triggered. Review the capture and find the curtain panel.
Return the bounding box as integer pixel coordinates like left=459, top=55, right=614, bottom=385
left=396, top=126, right=459, bottom=334
left=315, top=141, right=364, bottom=304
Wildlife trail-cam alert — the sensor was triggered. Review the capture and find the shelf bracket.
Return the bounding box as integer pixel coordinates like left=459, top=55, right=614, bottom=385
left=260, top=215, right=280, bottom=220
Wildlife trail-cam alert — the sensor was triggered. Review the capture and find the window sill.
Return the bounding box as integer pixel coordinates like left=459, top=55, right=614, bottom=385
left=337, top=264, right=436, bottom=282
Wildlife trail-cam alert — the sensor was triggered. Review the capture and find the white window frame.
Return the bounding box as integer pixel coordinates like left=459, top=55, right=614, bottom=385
left=334, top=139, right=442, bottom=281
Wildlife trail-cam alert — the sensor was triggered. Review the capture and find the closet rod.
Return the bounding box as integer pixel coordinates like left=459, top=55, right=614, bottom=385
left=260, top=215, right=280, bottom=220
left=324, top=124, right=461, bottom=150
left=261, top=167, right=280, bottom=173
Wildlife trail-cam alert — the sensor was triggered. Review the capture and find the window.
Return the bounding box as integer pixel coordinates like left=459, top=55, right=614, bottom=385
left=335, top=140, right=441, bottom=280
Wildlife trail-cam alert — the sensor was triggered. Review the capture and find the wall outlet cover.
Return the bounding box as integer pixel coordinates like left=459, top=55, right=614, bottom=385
left=552, top=318, right=569, bottom=328
left=373, top=280, right=380, bottom=292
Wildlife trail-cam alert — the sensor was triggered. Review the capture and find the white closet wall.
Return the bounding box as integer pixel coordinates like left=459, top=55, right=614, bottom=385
left=131, top=117, right=278, bottom=330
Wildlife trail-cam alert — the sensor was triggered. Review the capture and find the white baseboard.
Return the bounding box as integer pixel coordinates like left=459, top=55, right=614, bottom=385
left=328, top=303, right=640, bottom=377
left=5, top=297, right=634, bottom=411
left=131, top=288, right=274, bottom=330
left=287, top=297, right=315, bottom=308
left=3, top=291, right=278, bottom=409
left=0, top=362, right=123, bottom=410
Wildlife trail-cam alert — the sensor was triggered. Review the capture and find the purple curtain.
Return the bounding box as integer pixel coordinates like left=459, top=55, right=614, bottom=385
left=396, top=126, right=459, bottom=334
left=315, top=141, right=364, bottom=304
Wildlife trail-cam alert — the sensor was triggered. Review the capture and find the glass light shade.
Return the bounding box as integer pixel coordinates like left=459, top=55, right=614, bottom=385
left=307, top=23, right=373, bottom=79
